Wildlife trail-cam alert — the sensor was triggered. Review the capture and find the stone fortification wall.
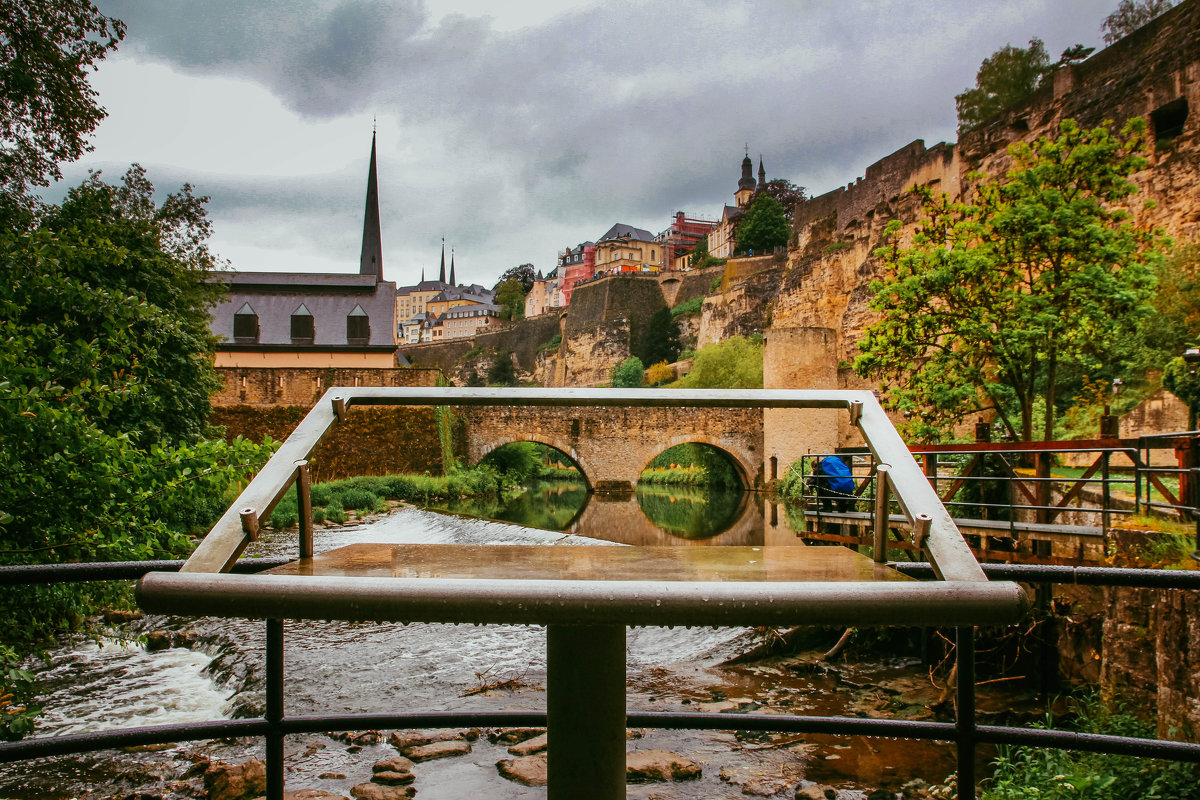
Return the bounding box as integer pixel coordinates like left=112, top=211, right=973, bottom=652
left=697, top=267, right=782, bottom=348
left=1101, top=586, right=1200, bottom=740
left=770, top=0, right=1200, bottom=371
left=210, top=367, right=443, bottom=480
left=475, top=314, right=562, bottom=373
left=960, top=0, right=1200, bottom=241
left=658, top=265, right=722, bottom=308
left=558, top=319, right=630, bottom=386
left=212, top=366, right=440, bottom=408
left=211, top=405, right=444, bottom=483
left=402, top=340, right=475, bottom=374
left=563, top=275, right=667, bottom=340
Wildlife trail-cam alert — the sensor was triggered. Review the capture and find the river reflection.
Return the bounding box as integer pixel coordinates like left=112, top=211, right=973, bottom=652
left=426, top=479, right=789, bottom=546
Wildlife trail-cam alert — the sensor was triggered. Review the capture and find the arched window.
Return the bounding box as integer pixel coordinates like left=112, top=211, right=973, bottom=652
left=347, top=305, right=370, bottom=345
left=233, top=303, right=259, bottom=343
left=291, top=304, right=314, bottom=344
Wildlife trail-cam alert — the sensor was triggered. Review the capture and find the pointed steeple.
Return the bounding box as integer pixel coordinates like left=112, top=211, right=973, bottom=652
left=757, top=156, right=766, bottom=190
left=359, top=131, right=384, bottom=280
left=449, top=249, right=456, bottom=286
left=421, top=266, right=425, bottom=282
left=438, top=238, right=446, bottom=283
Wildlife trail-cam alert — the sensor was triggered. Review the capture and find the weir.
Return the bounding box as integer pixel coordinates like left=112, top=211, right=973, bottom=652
left=135, top=387, right=1027, bottom=800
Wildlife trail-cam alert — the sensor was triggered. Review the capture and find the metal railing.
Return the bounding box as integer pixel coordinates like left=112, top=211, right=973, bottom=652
left=2, top=559, right=1198, bottom=796
left=796, top=435, right=1200, bottom=561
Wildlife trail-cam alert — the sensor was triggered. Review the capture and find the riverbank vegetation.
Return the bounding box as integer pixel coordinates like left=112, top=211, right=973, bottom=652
left=641, top=443, right=742, bottom=488
left=983, top=693, right=1199, bottom=800
left=265, top=443, right=583, bottom=529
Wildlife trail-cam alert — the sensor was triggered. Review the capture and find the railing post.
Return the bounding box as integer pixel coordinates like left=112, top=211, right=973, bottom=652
left=295, top=460, right=314, bottom=560
left=955, top=626, right=976, bottom=800
left=873, top=464, right=891, bottom=563
left=1101, top=449, right=1111, bottom=536
left=266, top=619, right=284, bottom=800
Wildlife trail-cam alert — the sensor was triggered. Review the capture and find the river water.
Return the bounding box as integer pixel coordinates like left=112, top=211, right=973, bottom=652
left=2, top=483, right=963, bottom=799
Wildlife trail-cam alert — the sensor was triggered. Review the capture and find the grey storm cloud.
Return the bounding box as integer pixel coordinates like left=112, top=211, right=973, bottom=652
left=90, top=0, right=1111, bottom=280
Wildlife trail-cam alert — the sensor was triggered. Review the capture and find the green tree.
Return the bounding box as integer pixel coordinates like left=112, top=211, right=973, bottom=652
left=494, top=278, right=526, bottom=320
left=611, top=356, right=645, bottom=388
left=755, top=179, right=807, bottom=224
left=955, top=38, right=1050, bottom=133
left=1162, top=357, right=1200, bottom=428
left=487, top=351, right=517, bottom=386
left=639, top=306, right=681, bottom=366
left=855, top=119, right=1165, bottom=443
left=1102, top=0, right=1174, bottom=44
left=0, top=0, right=124, bottom=199
left=494, top=263, right=537, bottom=293
left=735, top=193, right=790, bottom=254
left=29, top=166, right=225, bottom=445
left=677, top=336, right=763, bottom=389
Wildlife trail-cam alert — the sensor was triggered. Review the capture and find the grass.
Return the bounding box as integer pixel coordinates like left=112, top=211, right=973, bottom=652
left=267, top=468, right=507, bottom=529
left=670, top=296, right=703, bottom=318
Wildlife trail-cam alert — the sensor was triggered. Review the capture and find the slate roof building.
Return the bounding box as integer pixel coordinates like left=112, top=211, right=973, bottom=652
left=593, top=223, right=663, bottom=275
left=208, top=133, right=399, bottom=368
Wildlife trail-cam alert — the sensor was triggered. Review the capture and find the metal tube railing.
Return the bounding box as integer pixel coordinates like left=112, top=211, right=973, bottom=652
left=2, top=560, right=1199, bottom=799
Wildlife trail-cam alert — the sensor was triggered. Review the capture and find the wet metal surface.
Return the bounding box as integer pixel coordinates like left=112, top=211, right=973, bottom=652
left=264, top=544, right=912, bottom=583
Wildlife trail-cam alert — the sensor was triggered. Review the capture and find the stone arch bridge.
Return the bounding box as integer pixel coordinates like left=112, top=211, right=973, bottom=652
left=460, top=404, right=764, bottom=491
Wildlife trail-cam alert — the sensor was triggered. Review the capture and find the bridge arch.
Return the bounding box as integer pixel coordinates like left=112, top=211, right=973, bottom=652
left=639, top=437, right=756, bottom=490
left=475, top=436, right=594, bottom=491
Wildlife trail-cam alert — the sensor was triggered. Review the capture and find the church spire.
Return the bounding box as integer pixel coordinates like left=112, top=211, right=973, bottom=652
left=358, top=130, right=384, bottom=280
left=439, top=238, right=446, bottom=283
left=449, top=249, right=456, bottom=286
left=757, top=156, right=766, bottom=190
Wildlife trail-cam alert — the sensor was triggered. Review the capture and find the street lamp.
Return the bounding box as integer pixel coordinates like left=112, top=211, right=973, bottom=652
left=1101, top=378, right=1124, bottom=438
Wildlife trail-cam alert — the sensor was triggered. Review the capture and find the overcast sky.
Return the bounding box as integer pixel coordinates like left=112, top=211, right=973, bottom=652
left=52, top=0, right=1114, bottom=288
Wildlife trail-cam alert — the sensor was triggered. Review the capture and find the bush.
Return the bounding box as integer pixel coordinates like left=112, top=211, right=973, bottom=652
left=644, top=361, right=676, bottom=386
left=338, top=488, right=381, bottom=513
left=611, top=356, right=645, bottom=388
left=676, top=336, right=763, bottom=389
left=670, top=296, right=703, bottom=318
left=983, top=694, right=1200, bottom=800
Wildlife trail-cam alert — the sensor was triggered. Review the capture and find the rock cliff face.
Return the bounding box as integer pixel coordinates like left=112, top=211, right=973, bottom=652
left=766, top=0, right=1199, bottom=370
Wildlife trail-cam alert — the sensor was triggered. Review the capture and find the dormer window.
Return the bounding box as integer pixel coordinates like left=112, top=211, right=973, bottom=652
left=291, top=304, right=314, bottom=344
left=233, top=303, right=259, bottom=344
left=347, top=304, right=370, bottom=345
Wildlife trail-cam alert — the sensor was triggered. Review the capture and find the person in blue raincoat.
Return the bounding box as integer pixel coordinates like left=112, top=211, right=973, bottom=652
left=807, top=456, right=855, bottom=512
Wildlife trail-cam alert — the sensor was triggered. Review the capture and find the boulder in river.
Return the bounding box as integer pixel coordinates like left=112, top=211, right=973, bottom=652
left=625, top=750, right=701, bottom=783
left=372, top=756, right=414, bottom=774
left=496, top=753, right=548, bottom=786
left=371, top=771, right=414, bottom=787
left=387, top=729, right=474, bottom=750
left=795, top=784, right=837, bottom=800
left=204, top=758, right=266, bottom=800
left=488, top=727, right=545, bottom=744
left=507, top=732, right=548, bottom=756
left=349, top=785, right=415, bottom=800
left=402, top=739, right=472, bottom=762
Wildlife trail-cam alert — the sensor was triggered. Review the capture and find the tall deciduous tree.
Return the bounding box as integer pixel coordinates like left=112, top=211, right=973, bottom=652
left=955, top=38, right=1050, bottom=133
left=639, top=306, right=682, bottom=367
left=855, top=119, right=1165, bottom=442
left=756, top=179, right=806, bottom=224
left=494, top=278, right=527, bottom=320
left=494, top=263, right=537, bottom=293
left=736, top=193, right=790, bottom=254
left=1102, top=0, right=1174, bottom=44
left=0, top=0, right=124, bottom=197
